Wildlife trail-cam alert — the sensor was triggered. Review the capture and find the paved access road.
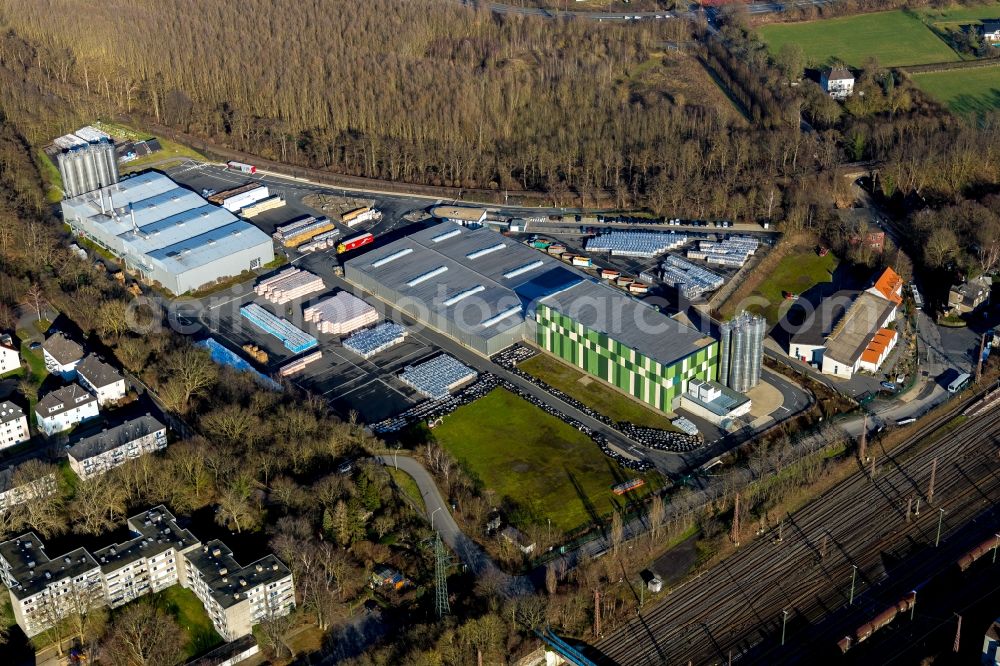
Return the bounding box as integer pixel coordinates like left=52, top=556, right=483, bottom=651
left=375, top=454, right=532, bottom=595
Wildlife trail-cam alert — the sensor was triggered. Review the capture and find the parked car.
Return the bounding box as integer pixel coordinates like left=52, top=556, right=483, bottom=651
left=880, top=381, right=897, bottom=392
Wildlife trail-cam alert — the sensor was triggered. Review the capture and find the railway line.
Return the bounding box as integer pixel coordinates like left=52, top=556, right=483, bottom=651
left=594, top=393, right=1000, bottom=665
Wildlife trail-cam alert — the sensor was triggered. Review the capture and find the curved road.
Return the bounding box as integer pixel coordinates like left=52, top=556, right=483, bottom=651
left=376, top=455, right=533, bottom=595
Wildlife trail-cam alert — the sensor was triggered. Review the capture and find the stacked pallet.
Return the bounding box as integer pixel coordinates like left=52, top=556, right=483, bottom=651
left=240, top=303, right=318, bottom=354
left=240, top=195, right=285, bottom=218
left=272, top=216, right=336, bottom=248
left=298, top=230, right=342, bottom=253
left=254, top=268, right=325, bottom=305
left=278, top=350, right=323, bottom=377
left=304, top=291, right=378, bottom=335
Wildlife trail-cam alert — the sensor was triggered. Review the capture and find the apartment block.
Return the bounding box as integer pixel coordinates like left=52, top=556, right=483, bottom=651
left=35, top=384, right=99, bottom=437
left=41, top=333, right=84, bottom=380
left=0, top=506, right=294, bottom=640
left=0, top=467, right=57, bottom=512
left=184, top=541, right=296, bottom=642
left=0, top=334, right=19, bottom=375
left=76, top=355, right=126, bottom=406
left=0, top=401, right=29, bottom=450
left=67, top=414, right=167, bottom=480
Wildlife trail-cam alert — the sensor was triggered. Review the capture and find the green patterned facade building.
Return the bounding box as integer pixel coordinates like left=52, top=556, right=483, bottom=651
left=535, top=283, right=718, bottom=413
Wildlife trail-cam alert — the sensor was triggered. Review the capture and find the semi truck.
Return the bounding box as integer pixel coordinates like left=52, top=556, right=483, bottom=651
left=226, top=161, right=257, bottom=174
left=337, top=232, right=375, bottom=254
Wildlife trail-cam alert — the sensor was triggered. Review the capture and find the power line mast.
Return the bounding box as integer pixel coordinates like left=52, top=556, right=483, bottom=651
left=434, top=533, right=451, bottom=619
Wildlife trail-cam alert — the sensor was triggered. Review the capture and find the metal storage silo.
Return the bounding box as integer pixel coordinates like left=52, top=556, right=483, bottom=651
left=56, top=152, right=80, bottom=198
left=80, top=146, right=99, bottom=194
left=93, top=142, right=112, bottom=188
left=101, top=139, right=119, bottom=186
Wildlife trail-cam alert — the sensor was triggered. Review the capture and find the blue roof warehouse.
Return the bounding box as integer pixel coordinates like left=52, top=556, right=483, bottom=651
left=60, top=171, right=274, bottom=295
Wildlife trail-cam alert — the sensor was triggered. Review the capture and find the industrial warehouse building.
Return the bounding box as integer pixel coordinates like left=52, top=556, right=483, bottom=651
left=60, top=172, right=275, bottom=295
left=346, top=221, right=719, bottom=412
left=535, top=281, right=718, bottom=412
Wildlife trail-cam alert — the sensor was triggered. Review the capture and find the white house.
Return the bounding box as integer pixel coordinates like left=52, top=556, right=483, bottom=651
left=41, top=333, right=84, bottom=380
left=980, top=20, right=1000, bottom=42
left=76, top=355, right=126, bottom=406
left=0, top=402, right=29, bottom=450
left=821, top=67, right=855, bottom=100
left=34, top=384, right=99, bottom=437
left=0, top=335, right=19, bottom=375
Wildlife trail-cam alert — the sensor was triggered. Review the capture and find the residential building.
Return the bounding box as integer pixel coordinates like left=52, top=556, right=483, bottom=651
left=718, top=311, right=766, bottom=393
left=60, top=172, right=275, bottom=295
left=0, top=466, right=57, bottom=513
left=67, top=414, right=167, bottom=480
left=34, top=384, right=99, bottom=436
left=184, top=540, right=295, bottom=641
left=1, top=506, right=294, bottom=639
left=980, top=19, right=1000, bottom=42
left=821, top=66, right=854, bottom=100
left=0, top=401, right=30, bottom=450
left=42, top=333, right=84, bottom=380
left=949, top=276, right=991, bottom=314
left=849, top=225, right=885, bottom=253
left=92, top=506, right=200, bottom=608
left=76, top=355, right=126, bottom=406
left=0, top=334, right=19, bottom=375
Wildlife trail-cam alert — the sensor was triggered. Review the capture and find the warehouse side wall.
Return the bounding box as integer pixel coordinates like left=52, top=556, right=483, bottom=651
left=534, top=303, right=718, bottom=412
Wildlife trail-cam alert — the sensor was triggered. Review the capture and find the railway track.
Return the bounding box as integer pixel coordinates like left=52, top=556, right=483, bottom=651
left=594, top=398, right=1000, bottom=665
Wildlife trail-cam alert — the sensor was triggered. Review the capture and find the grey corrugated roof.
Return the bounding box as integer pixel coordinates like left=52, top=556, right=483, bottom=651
left=788, top=291, right=858, bottom=347
left=76, top=355, right=123, bottom=390
left=346, top=222, right=584, bottom=339
left=825, top=292, right=896, bottom=365
left=147, top=221, right=272, bottom=274
left=67, top=414, right=164, bottom=461
left=42, top=333, right=84, bottom=365
left=539, top=280, right=715, bottom=368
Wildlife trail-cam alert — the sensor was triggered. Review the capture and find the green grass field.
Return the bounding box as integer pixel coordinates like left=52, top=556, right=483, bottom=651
left=919, top=2, right=1000, bottom=22
left=746, top=248, right=839, bottom=324
left=519, top=353, right=678, bottom=429
left=36, top=150, right=63, bottom=203
left=432, top=388, right=654, bottom=533
left=758, top=10, right=960, bottom=67
left=153, top=586, right=223, bottom=659
left=912, top=65, right=1000, bottom=114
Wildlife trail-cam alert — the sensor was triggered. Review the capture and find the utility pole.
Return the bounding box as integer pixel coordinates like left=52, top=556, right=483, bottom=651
left=994, top=534, right=1000, bottom=564
left=915, top=497, right=921, bottom=517
left=820, top=534, right=828, bottom=560
left=859, top=414, right=867, bottom=462
left=849, top=565, right=858, bottom=605
left=434, top=533, right=450, bottom=619
left=781, top=609, right=789, bottom=646
left=911, top=590, right=917, bottom=620
left=870, top=453, right=877, bottom=479
left=777, top=519, right=784, bottom=543
left=954, top=614, right=962, bottom=653
left=594, top=589, right=601, bottom=638
left=976, top=334, right=985, bottom=384
left=906, top=497, right=913, bottom=522
left=928, top=458, right=937, bottom=504
left=936, top=508, right=946, bottom=547
left=731, top=493, right=741, bottom=546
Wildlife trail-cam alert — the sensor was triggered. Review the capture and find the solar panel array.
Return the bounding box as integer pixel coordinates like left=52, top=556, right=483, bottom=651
left=686, top=235, right=760, bottom=267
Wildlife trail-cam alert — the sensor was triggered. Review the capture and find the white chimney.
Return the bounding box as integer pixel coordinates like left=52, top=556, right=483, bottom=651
left=99, top=188, right=106, bottom=214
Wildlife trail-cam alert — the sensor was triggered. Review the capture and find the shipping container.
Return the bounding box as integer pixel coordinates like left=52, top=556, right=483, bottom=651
left=227, top=161, right=257, bottom=174
left=337, top=232, right=375, bottom=254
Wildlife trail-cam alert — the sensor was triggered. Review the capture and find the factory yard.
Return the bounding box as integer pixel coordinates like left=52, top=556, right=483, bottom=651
left=431, top=387, right=656, bottom=533
left=758, top=10, right=960, bottom=67
left=518, top=354, right=678, bottom=431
